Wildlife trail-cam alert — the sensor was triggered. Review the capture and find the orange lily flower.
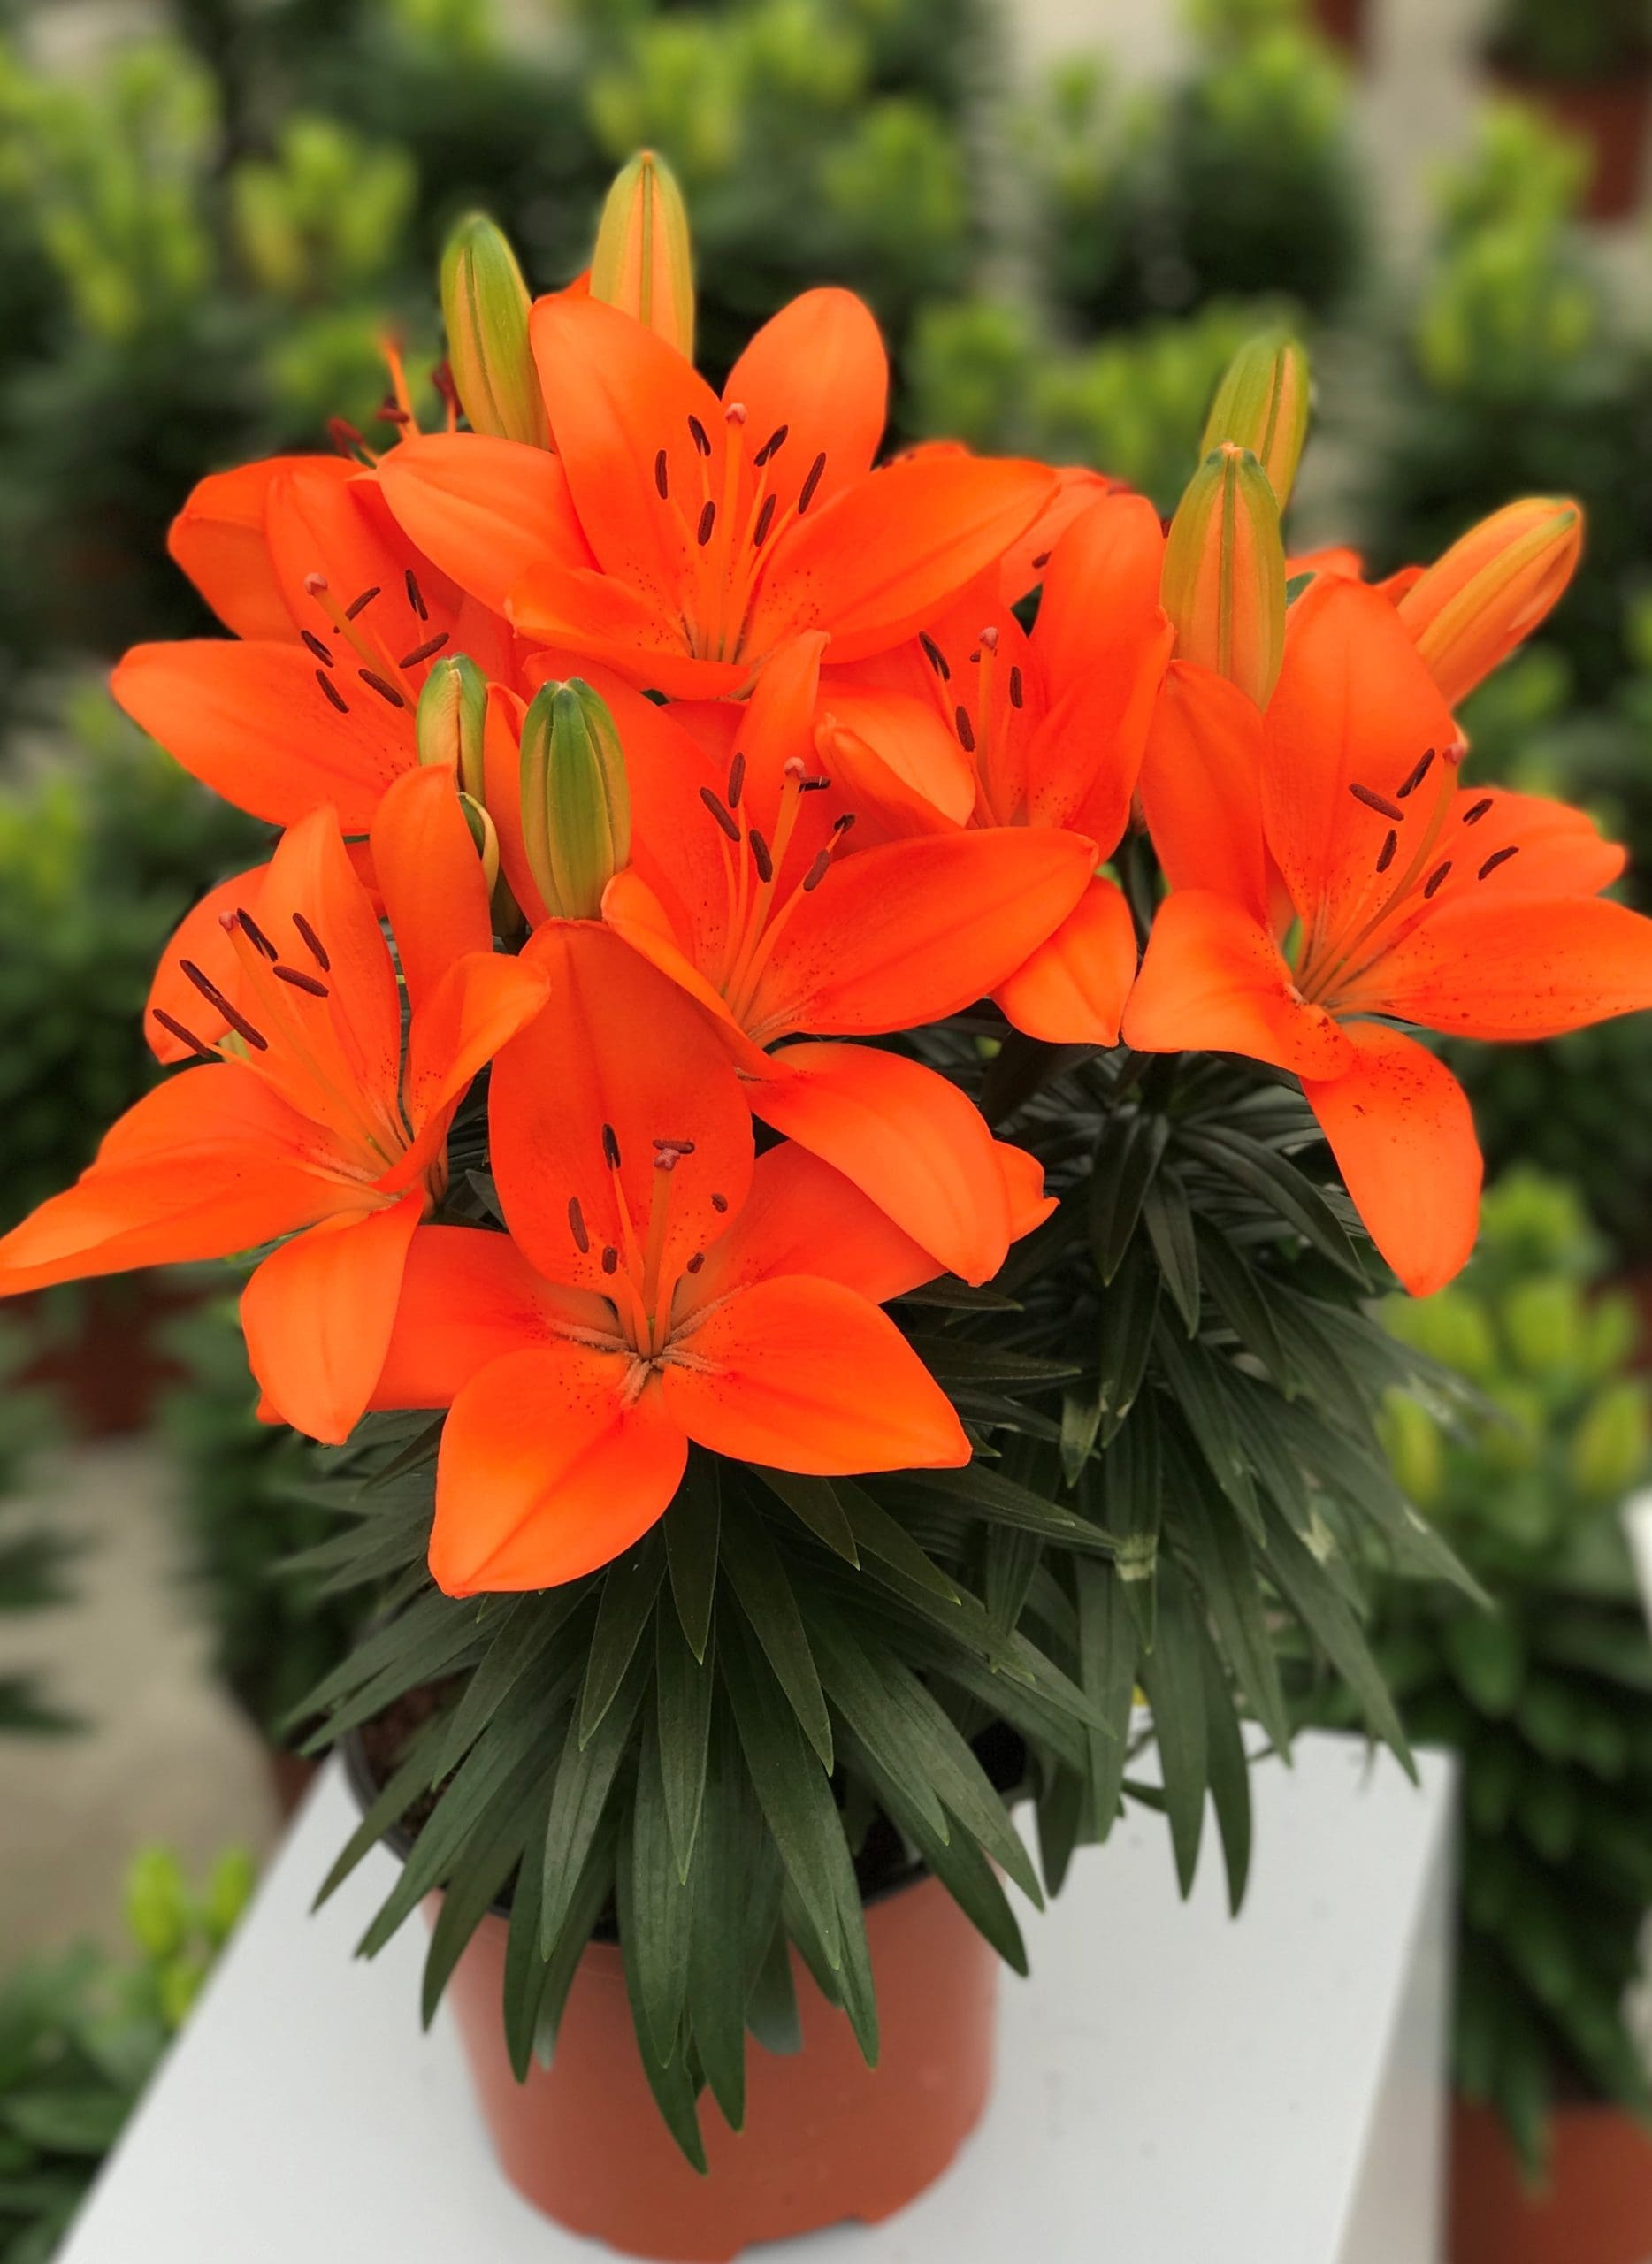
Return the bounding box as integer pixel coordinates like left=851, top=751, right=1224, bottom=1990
left=580, top=640, right=1078, bottom=1282
left=825, top=490, right=1174, bottom=1045
left=0, top=769, right=547, bottom=1441
left=111, top=445, right=571, bottom=830
left=1123, top=576, right=1652, bottom=1293
left=371, top=922, right=970, bottom=1594
left=375, top=286, right=1057, bottom=699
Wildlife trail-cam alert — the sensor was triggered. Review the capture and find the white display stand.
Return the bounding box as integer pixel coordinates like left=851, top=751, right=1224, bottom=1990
left=59, top=1732, right=1455, bottom=2264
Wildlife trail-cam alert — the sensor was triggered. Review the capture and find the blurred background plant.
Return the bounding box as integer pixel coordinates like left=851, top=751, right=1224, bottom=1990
left=0, top=1319, right=70, bottom=1738
left=0, top=1845, right=252, bottom=2264
left=1322, top=1173, right=1652, bottom=2171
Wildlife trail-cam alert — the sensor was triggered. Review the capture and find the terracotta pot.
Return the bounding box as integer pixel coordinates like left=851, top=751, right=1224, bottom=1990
left=1486, top=59, right=1652, bottom=220
left=1451, top=2095, right=1652, bottom=2263
left=265, top=1744, right=319, bottom=1823
left=1311, top=0, right=1371, bottom=58
left=15, top=1274, right=202, bottom=1436
left=438, top=1871, right=998, bottom=2260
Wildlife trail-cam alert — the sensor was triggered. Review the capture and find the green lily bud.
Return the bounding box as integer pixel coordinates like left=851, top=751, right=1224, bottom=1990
left=416, top=654, right=488, bottom=805
left=519, top=679, right=631, bottom=919
left=1570, top=1380, right=1649, bottom=1500
left=1159, top=444, right=1285, bottom=708
left=458, top=792, right=501, bottom=899
left=590, top=150, right=695, bottom=358
left=440, top=211, right=548, bottom=448
left=1200, top=333, right=1312, bottom=510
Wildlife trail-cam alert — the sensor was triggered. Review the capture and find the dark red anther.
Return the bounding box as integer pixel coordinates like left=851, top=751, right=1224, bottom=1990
left=317, top=669, right=349, bottom=714
left=180, top=961, right=267, bottom=1052
left=151, top=1008, right=217, bottom=1063
left=753, top=494, right=776, bottom=547
left=1376, top=829, right=1398, bottom=873
left=1397, top=748, right=1435, bottom=799
left=233, top=906, right=279, bottom=961
left=1350, top=782, right=1404, bottom=821
left=377, top=396, right=411, bottom=426
left=302, top=630, right=333, bottom=665
left=1030, top=550, right=1052, bottom=570
left=686, top=1251, right=705, bottom=1274
left=654, top=449, right=669, bottom=501
left=798, top=774, right=832, bottom=793
left=405, top=568, right=427, bottom=621
left=748, top=829, right=773, bottom=883
left=801, top=848, right=833, bottom=893
left=346, top=586, right=381, bottom=620
left=687, top=415, right=712, bottom=457
left=293, top=914, right=331, bottom=972
left=601, top=1246, right=619, bottom=1275
left=432, top=361, right=459, bottom=410
left=696, top=501, right=716, bottom=546
left=358, top=669, right=407, bottom=709
left=920, top=632, right=950, bottom=681
left=1008, top=666, right=1024, bottom=709
left=273, top=963, right=330, bottom=998
left=602, top=1122, right=623, bottom=1170
left=955, top=706, right=976, bottom=753
left=727, top=752, right=746, bottom=807
left=568, top=1196, right=591, bottom=1254
left=753, top=424, right=788, bottom=466
left=832, top=812, right=856, bottom=836
left=710, top=1192, right=729, bottom=1214
left=328, top=417, right=366, bottom=459
left=1423, top=860, right=1453, bottom=899
left=1479, top=845, right=1520, bottom=881
left=1463, top=798, right=1494, bottom=826
left=654, top=1137, right=697, bottom=1158
left=398, top=631, right=451, bottom=669
left=798, top=452, right=827, bottom=513
left=699, top=784, right=741, bottom=842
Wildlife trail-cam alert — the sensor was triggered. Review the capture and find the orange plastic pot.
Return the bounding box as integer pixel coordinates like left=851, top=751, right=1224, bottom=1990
left=436, top=1871, right=998, bottom=2260
left=1451, top=2096, right=1652, bottom=2264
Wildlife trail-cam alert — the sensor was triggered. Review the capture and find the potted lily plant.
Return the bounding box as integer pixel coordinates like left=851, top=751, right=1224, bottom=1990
left=1485, top=0, right=1652, bottom=218
left=4, top=155, right=1652, bottom=2258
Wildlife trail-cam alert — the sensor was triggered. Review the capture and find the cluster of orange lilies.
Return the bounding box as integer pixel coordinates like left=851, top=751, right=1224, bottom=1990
left=4, top=157, right=1650, bottom=1594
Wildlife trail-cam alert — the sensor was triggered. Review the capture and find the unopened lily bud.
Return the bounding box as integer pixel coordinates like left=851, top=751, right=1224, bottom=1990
left=519, top=679, right=631, bottom=919
left=457, top=792, right=501, bottom=898
left=416, top=654, right=488, bottom=804
left=1396, top=497, right=1583, bottom=708
left=1199, top=332, right=1312, bottom=509
left=1159, top=444, right=1286, bottom=708
left=590, top=150, right=695, bottom=359
left=440, top=212, right=548, bottom=448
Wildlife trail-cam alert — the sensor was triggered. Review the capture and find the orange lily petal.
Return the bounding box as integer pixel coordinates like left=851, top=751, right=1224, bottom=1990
left=374, top=432, right=595, bottom=621
left=662, top=1275, right=969, bottom=1473
left=370, top=763, right=493, bottom=1009
left=1302, top=1024, right=1481, bottom=1296
left=1365, top=894, right=1652, bottom=1040
left=1122, top=890, right=1353, bottom=1076
left=745, top=453, right=1056, bottom=667
left=1034, top=491, right=1166, bottom=687
left=146, top=863, right=272, bottom=1063
left=813, top=687, right=975, bottom=832
left=997, top=1139, right=1058, bottom=1239
left=482, top=686, right=546, bottom=925
left=507, top=562, right=728, bottom=696
left=747, top=1041, right=1013, bottom=1285
left=684, top=1143, right=942, bottom=1309
left=241, top=1195, right=424, bottom=1444
left=999, top=466, right=1115, bottom=602
left=1264, top=575, right=1459, bottom=936
left=1138, top=662, right=1272, bottom=924
left=723, top=287, right=887, bottom=516
left=391, top=949, right=553, bottom=1191
left=112, top=641, right=413, bottom=830
left=370, top=1225, right=614, bottom=1411
left=490, top=922, right=753, bottom=1292
left=166, top=456, right=348, bottom=640
left=0, top=1065, right=347, bottom=1296
left=992, top=871, right=1140, bottom=1045
left=431, top=1342, right=687, bottom=1595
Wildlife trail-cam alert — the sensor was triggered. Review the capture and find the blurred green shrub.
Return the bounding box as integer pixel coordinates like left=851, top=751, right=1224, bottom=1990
left=1486, top=0, right=1652, bottom=79
left=158, top=1296, right=363, bottom=1742
left=0, top=692, right=266, bottom=1231
left=1347, top=1174, right=1652, bottom=2172
left=0, top=1321, right=71, bottom=1739
left=0, top=1846, right=253, bottom=2262
left=1024, top=0, right=1364, bottom=333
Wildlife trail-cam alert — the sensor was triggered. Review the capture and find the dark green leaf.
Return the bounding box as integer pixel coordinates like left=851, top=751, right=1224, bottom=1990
left=1096, top=1237, right=1161, bottom=1444
left=1089, top=1109, right=1168, bottom=1282
left=626, top=1708, right=695, bottom=2061
left=753, top=1469, right=859, bottom=1565
left=1137, top=1560, right=1209, bottom=1896
left=1195, top=1220, right=1294, bottom=1392
left=1179, top=1125, right=1365, bottom=1281
left=1199, top=1628, right=1253, bottom=1915
left=541, top=1648, right=650, bottom=1954
left=665, top=1452, right=722, bottom=1663
left=579, top=1532, right=666, bottom=1746
left=1263, top=1508, right=1414, bottom=1773
left=1075, top=1557, right=1137, bottom=1842
left=616, top=1821, right=707, bottom=2172
left=655, top=1604, right=715, bottom=1881
left=719, top=1503, right=833, bottom=1771
left=1142, top=1170, right=1201, bottom=1336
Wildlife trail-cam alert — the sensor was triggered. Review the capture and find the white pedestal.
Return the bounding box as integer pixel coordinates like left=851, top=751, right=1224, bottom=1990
left=58, top=1733, right=1456, bottom=2264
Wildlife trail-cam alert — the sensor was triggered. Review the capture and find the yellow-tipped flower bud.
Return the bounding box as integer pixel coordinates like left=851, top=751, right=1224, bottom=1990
left=590, top=150, right=695, bottom=359
left=1159, top=444, right=1286, bottom=708
left=415, top=654, right=488, bottom=806
left=519, top=679, right=631, bottom=920
left=440, top=212, right=548, bottom=448
left=1199, top=332, right=1312, bottom=510
left=1396, top=497, right=1583, bottom=708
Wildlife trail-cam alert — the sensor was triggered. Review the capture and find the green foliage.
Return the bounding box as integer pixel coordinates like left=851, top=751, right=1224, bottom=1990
left=1341, top=1173, right=1652, bottom=2173
left=157, top=1296, right=364, bottom=1740
left=0, top=694, right=266, bottom=1230
left=0, top=1847, right=252, bottom=2263
left=1488, top=0, right=1651, bottom=79
left=0, top=1321, right=71, bottom=1739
